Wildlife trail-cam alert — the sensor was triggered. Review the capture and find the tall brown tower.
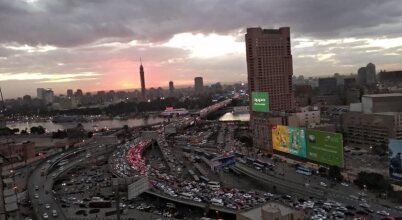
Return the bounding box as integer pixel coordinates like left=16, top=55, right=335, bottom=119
left=139, top=58, right=146, bottom=100
left=246, top=27, right=295, bottom=151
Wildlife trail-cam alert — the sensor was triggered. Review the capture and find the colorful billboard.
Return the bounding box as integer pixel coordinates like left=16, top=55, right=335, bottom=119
left=389, top=139, right=402, bottom=181
left=306, top=130, right=344, bottom=167
left=272, top=125, right=289, bottom=153
left=272, top=125, right=307, bottom=157
left=251, top=92, right=269, bottom=112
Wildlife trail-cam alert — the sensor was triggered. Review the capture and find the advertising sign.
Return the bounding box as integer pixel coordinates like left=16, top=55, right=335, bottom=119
left=389, top=139, right=402, bottom=180
left=306, top=130, right=344, bottom=167
left=272, top=125, right=289, bottom=153
left=251, top=92, right=269, bottom=112
left=272, top=125, right=307, bottom=157
left=288, top=127, right=307, bottom=158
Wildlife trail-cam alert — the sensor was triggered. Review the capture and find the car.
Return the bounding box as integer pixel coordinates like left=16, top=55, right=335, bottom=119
left=34, top=185, right=39, bottom=190
left=45, top=204, right=50, bottom=209
left=52, top=209, right=58, bottom=217
left=243, top=194, right=252, bottom=199
left=359, top=203, right=370, bottom=208
left=320, top=182, right=327, bottom=187
left=377, top=210, right=390, bottom=216
left=341, top=182, right=349, bottom=187
left=43, top=213, right=49, bottom=219
left=34, top=194, right=39, bottom=199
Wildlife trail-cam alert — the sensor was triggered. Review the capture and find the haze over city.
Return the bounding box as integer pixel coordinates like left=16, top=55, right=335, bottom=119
left=1, top=0, right=402, bottom=98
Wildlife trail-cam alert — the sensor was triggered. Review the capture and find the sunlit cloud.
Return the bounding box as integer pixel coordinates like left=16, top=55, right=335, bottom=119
left=0, top=72, right=100, bottom=82
left=39, top=77, right=98, bottom=83
left=3, top=44, right=57, bottom=53
left=162, top=33, right=244, bottom=58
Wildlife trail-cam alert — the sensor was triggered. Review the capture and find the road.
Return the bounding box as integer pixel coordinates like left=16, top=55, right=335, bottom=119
left=28, top=143, right=115, bottom=220
left=233, top=162, right=402, bottom=218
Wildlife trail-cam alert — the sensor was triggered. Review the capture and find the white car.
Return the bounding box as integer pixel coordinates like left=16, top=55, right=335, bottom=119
left=243, top=193, right=252, bottom=199
left=34, top=194, right=39, bottom=199
left=377, top=210, right=390, bottom=216
left=43, top=213, right=49, bottom=219
left=320, top=182, right=327, bottom=187
left=341, top=182, right=349, bottom=187
left=45, top=204, right=50, bottom=209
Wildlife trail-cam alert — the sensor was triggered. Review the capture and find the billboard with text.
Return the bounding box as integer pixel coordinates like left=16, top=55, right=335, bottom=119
left=272, top=125, right=306, bottom=157
left=306, top=130, right=343, bottom=167
left=389, top=139, right=402, bottom=181
left=251, top=92, right=269, bottom=112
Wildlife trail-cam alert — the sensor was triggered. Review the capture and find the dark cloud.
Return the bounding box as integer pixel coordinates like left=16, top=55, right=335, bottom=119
left=0, top=0, right=402, bottom=47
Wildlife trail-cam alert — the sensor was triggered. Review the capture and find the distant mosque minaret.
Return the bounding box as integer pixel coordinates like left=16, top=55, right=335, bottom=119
left=139, top=57, right=146, bottom=100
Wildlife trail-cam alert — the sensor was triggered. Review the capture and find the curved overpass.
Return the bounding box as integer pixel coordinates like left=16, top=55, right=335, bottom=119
left=28, top=144, right=115, bottom=220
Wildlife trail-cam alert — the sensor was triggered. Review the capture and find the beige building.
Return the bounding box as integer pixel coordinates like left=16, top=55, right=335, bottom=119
left=237, top=202, right=304, bottom=220
left=341, top=111, right=402, bottom=148
left=294, top=106, right=320, bottom=128
left=246, top=27, right=294, bottom=151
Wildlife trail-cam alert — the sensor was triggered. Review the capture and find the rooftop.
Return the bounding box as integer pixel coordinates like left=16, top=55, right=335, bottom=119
left=363, top=93, right=402, bottom=98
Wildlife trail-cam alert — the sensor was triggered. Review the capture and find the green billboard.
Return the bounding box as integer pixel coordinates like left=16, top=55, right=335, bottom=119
left=306, top=130, right=344, bottom=167
left=251, top=92, right=269, bottom=112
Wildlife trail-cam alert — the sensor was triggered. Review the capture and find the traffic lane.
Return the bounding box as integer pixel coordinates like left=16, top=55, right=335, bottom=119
left=236, top=163, right=402, bottom=218
left=30, top=145, right=112, bottom=220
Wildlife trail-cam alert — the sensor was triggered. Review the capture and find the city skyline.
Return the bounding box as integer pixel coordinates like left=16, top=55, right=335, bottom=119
left=1, top=0, right=402, bottom=98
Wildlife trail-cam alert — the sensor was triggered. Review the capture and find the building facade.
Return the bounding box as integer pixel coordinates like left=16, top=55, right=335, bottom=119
left=342, top=112, right=402, bottom=148
left=237, top=202, right=304, bottom=220
left=194, top=77, right=204, bottom=94
left=361, top=93, right=402, bottom=113
left=0, top=140, right=35, bottom=163
left=294, top=106, right=321, bottom=128
left=357, top=67, right=367, bottom=85
left=169, top=81, right=174, bottom=96
left=318, top=77, right=337, bottom=95
left=366, top=62, right=377, bottom=85
left=246, top=27, right=294, bottom=151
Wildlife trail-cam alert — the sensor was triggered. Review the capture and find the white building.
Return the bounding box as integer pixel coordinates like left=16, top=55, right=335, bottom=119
left=294, top=106, right=320, bottom=128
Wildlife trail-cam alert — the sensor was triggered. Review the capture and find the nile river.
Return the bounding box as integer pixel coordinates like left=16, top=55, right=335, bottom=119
left=6, top=117, right=165, bottom=132
left=6, top=112, right=249, bottom=132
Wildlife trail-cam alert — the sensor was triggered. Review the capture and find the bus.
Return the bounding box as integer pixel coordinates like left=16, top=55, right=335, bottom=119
left=246, top=157, right=255, bottom=165
left=296, top=166, right=312, bottom=176
left=183, top=147, right=191, bottom=153
left=200, top=176, right=210, bottom=183
left=237, top=158, right=247, bottom=164
left=253, top=162, right=264, bottom=171
left=208, top=181, right=220, bottom=190
left=235, top=152, right=244, bottom=158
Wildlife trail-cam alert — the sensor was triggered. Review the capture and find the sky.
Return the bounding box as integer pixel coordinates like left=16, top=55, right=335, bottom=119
left=0, top=0, right=402, bottom=98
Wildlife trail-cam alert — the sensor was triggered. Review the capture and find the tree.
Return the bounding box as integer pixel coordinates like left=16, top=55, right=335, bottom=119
left=30, top=126, right=45, bottom=134
left=52, top=130, right=67, bottom=139
left=354, top=172, right=392, bottom=192
left=328, top=165, right=343, bottom=182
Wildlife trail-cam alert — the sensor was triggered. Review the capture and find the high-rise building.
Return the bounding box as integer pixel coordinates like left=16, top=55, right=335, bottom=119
left=318, top=77, right=337, bottom=95
left=37, top=88, right=45, bottom=99
left=194, top=77, right=204, bottom=94
left=140, top=59, right=146, bottom=100
left=43, top=89, right=54, bottom=104
left=366, top=62, right=377, bottom=85
left=357, top=67, right=367, bottom=85
left=169, top=81, right=174, bottom=96
left=246, top=27, right=295, bottom=151
left=67, top=89, right=73, bottom=98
